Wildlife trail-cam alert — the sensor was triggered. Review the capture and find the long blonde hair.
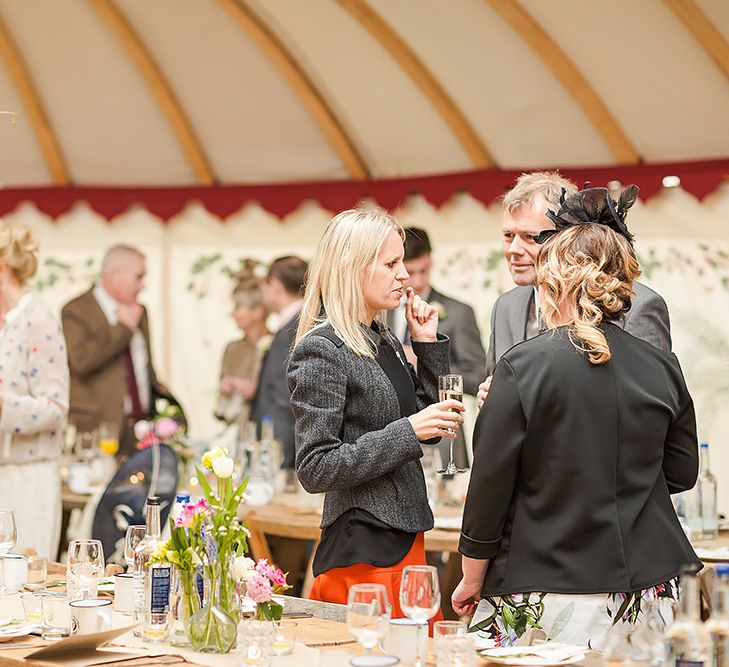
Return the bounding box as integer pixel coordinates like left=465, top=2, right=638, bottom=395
left=535, top=224, right=641, bottom=365
left=296, top=205, right=403, bottom=358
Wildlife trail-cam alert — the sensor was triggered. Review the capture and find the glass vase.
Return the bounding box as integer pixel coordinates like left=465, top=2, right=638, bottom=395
left=170, top=567, right=201, bottom=647
left=189, top=554, right=237, bottom=653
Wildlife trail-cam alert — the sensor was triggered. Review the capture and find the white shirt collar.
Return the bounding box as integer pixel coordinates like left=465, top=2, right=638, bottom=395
left=278, top=299, right=303, bottom=328
left=93, top=285, right=119, bottom=325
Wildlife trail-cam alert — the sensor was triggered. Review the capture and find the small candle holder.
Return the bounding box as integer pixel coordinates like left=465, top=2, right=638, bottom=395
left=272, top=620, right=297, bottom=655
left=238, top=619, right=275, bottom=666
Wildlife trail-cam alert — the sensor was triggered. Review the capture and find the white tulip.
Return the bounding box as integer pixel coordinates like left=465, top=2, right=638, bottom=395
left=212, top=456, right=234, bottom=479
left=233, top=556, right=256, bottom=582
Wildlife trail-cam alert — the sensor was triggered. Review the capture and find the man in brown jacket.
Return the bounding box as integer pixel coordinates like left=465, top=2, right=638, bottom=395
left=62, top=245, right=179, bottom=457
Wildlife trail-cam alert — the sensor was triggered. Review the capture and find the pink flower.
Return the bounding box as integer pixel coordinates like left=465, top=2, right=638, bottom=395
left=268, top=566, right=287, bottom=589
left=174, top=499, right=210, bottom=528
left=245, top=571, right=273, bottom=604
left=155, top=417, right=180, bottom=440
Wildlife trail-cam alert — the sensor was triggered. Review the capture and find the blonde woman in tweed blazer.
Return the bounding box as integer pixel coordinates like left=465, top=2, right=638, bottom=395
left=287, top=205, right=464, bottom=615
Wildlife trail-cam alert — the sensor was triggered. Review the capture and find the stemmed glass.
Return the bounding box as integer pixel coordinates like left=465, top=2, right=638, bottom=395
left=67, top=539, right=105, bottom=600
left=399, top=565, right=441, bottom=667
left=346, top=583, right=398, bottom=666
left=124, top=525, right=146, bottom=571
left=0, top=510, right=17, bottom=594
left=437, top=374, right=466, bottom=474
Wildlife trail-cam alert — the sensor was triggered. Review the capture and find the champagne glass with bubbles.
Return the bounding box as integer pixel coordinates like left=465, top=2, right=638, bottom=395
left=437, top=374, right=466, bottom=474
left=347, top=583, right=398, bottom=666
left=400, top=565, right=441, bottom=667
left=0, top=510, right=17, bottom=594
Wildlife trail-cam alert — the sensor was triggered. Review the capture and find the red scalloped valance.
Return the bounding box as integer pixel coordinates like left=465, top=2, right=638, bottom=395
left=1, top=158, right=727, bottom=221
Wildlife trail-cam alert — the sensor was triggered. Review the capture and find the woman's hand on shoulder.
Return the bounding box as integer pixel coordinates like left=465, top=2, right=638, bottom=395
left=404, top=287, right=438, bottom=343
left=407, top=399, right=464, bottom=441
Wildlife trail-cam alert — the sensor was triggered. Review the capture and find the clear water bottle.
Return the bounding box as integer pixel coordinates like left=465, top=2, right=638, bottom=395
left=707, top=564, right=729, bottom=667
left=698, top=443, right=718, bottom=540
left=132, top=497, right=167, bottom=637
left=666, top=564, right=713, bottom=667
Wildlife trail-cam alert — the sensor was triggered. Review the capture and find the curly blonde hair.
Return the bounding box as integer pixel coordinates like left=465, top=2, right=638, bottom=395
left=0, top=220, right=39, bottom=285
left=535, top=224, right=641, bottom=365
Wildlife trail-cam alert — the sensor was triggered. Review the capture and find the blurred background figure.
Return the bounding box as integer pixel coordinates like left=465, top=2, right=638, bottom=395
left=0, top=220, right=69, bottom=558
left=215, top=260, right=272, bottom=431
left=250, top=255, right=308, bottom=470
left=62, top=245, right=182, bottom=459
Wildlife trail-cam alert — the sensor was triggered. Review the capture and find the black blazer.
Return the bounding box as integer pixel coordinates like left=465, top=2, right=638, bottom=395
left=250, top=314, right=299, bottom=468
left=460, top=323, right=700, bottom=596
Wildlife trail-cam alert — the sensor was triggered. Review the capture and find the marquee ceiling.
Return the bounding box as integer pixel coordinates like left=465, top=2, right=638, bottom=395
left=0, top=0, right=728, bottom=190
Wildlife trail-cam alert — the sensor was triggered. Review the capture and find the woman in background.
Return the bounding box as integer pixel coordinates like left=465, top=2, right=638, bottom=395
left=216, top=261, right=272, bottom=431
left=453, top=188, right=700, bottom=646
left=288, top=205, right=463, bottom=614
left=0, top=220, right=69, bottom=559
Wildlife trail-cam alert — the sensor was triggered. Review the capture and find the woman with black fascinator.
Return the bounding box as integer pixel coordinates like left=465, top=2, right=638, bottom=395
left=453, top=187, right=700, bottom=646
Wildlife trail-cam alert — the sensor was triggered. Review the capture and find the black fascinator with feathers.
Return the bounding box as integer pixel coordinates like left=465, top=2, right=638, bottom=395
left=534, top=184, right=639, bottom=245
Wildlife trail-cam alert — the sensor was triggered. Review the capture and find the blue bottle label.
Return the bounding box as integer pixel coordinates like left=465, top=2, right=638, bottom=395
left=150, top=566, right=171, bottom=613
left=196, top=566, right=204, bottom=604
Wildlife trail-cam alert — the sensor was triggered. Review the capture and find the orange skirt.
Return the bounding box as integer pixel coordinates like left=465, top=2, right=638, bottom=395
left=309, top=532, right=444, bottom=627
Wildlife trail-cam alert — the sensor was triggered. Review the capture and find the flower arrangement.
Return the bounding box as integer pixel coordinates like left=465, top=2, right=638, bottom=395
left=233, top=556, right=291, bottom=621
left=148, top=446, right=249, bottom=653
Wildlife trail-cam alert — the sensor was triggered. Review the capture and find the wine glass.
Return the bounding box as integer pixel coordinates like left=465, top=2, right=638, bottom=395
left=0, top=510, right=17, bottom=594
left=399, top=565, right=441, bottom=667
left=124, top=525, right=146, bottom=571
left=437, top=374, right=466, bottom=474
left=346, top=583, right=398, bottom=667
left=67, top=539, right=105, bottom=600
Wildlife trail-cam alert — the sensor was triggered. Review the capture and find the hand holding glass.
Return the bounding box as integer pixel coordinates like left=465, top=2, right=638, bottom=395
left=400, top=565, right=441, bottom=667
left=347, top=583, right=398, bottom=667
left=437, top=374, right=465, bottom=474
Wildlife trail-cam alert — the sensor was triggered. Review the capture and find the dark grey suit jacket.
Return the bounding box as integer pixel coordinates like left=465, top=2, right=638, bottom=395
left=250, top=314, right=299, bottom=468
left=461, top=324, right=700, bottom=595
left=287, top=323, right=450, bottom=532
left=485, top=281, right=671, bottom=375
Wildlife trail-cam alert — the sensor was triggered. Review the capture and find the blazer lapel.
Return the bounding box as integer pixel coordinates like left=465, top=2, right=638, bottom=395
left=510, top=287, right=535, bottom=342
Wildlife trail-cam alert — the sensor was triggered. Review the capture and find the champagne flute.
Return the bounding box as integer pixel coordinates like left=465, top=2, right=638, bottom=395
left=0, top=509, right=17, bottom=594
left=437, top=374, right=466, bottom=474
left=399, top=565, right=441, bottom=667
left=124, top=525, right=146, bottom=571
left=67, top=539, right=105, bottom=600
left=347, top=583, right=398, bottom=666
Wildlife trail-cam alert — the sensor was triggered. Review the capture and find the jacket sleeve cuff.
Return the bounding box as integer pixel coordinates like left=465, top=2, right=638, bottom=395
left=412, top=334, right=450, bottom=367
left=458, top=531, right=501, bottom=559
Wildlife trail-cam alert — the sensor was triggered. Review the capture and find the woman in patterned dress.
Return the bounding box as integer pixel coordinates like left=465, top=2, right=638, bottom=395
left=0, top=220, right=69, bottom=559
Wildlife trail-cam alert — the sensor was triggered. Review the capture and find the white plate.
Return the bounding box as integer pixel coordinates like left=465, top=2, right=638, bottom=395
left=695, top=547, right=729, bottom=562
left=478, top=644, right=586, bottom=665
left=0, top=622, right=34, bottom=643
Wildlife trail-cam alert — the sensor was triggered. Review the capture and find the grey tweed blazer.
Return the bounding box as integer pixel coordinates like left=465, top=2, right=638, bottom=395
left=287, top=323, right=450, bottom=533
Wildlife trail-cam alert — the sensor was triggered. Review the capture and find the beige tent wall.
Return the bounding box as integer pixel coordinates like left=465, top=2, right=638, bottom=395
left=6, top=186, right=729, bottom=510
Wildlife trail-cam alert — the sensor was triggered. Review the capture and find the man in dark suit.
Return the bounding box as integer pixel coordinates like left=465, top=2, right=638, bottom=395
left=389, top=227, right=486, bottom=469
left=62, top=245, right=180, bottom=458
left=478, top=172, right=672, bottom=405
left=250, top=255, right=308, bottom=469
